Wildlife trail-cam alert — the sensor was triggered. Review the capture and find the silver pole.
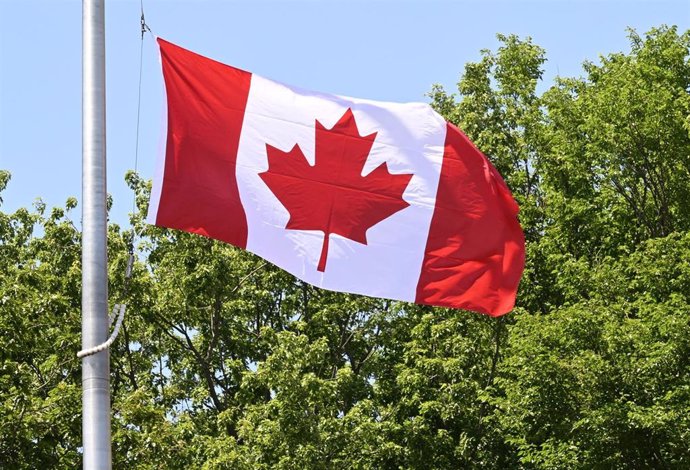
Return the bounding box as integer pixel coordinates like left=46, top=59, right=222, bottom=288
left=82, top=0, right=111, bottom=469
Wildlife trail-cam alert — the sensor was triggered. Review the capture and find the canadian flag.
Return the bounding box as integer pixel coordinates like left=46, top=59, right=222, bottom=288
left=148, top=39, right=525, bottom=317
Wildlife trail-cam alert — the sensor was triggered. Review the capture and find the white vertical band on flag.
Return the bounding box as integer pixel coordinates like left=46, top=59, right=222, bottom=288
left=235, top=75, right=447, bottom=302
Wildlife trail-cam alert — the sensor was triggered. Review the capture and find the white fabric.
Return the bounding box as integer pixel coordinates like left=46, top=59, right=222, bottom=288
left=146, top=48, right=170, bottom=225
left=235, top=75, right=446, bottom=301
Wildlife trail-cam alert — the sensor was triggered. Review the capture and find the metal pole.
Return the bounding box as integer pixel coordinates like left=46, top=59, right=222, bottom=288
left=82, top=0, right=111, bottom=468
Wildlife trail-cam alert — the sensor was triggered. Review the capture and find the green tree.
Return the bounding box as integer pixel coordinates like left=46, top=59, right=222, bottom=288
left=540, top=26, right=690, bottom=256
left=0, top=172, right=83, bottom=468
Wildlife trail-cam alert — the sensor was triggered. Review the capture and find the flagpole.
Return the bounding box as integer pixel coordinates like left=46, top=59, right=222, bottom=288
left=82, top=0, right=111, bottom=468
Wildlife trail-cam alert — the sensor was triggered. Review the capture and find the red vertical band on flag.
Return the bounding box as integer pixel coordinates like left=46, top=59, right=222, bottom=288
left=415, top=123, right=525, bottom=316
left=154, top=38, right=251, bottom=247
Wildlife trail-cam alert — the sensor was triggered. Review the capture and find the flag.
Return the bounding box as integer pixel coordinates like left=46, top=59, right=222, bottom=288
left=148, top=38, right=525, bottom=317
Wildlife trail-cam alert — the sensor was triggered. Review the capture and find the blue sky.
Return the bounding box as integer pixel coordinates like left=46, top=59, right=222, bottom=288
left=0, top=0, right=687, bottom=226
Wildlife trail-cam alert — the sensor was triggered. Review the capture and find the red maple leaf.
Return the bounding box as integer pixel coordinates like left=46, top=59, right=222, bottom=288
left=259, top=108, right=413, bottom=272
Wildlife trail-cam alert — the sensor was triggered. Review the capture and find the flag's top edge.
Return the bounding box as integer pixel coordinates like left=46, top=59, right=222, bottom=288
left=156, top=37, right=434, bottom=110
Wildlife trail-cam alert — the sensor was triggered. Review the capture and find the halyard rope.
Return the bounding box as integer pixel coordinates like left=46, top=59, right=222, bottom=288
left=77, top=253, right=133, bottom=358
left=77, top=304, right=127, bottom=359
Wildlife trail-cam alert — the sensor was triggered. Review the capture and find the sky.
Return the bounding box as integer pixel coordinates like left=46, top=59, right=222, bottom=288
left=0, top=0, right=688, bottom=227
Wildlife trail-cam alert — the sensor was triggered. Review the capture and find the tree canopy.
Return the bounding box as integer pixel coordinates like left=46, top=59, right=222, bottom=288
left=1, top=25, right=689, bottom=469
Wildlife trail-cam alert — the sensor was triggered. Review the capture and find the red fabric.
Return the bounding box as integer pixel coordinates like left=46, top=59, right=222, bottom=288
left=415, top=123, right=525, bottom=316
left=155, top=38, right=251, bottom=247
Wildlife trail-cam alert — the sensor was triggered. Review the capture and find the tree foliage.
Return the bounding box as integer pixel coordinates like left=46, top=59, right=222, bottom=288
left=1, top=25, right=689, bottom=469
